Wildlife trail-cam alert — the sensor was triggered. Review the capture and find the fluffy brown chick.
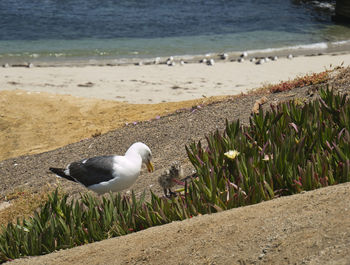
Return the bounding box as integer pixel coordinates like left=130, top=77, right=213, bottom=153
left=158, top=161, right=184, bottom=197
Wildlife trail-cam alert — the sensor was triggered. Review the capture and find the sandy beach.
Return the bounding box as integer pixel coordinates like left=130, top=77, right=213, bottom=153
left=1, top=51, right=350, bottom=160
left=1, top=52, right=350, bottom=104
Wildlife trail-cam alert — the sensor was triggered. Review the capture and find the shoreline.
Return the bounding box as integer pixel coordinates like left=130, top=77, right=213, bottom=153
left=2, top=39, right=350, bottom=68
left=1, top=51, right=350, bottom=104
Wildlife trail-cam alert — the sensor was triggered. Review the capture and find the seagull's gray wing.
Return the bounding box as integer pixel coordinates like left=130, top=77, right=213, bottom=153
left=68, top=156, right=116, bottom=187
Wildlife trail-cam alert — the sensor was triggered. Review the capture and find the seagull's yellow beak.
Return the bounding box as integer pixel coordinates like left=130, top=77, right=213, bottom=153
left=146, top=161, right=154, bottom=172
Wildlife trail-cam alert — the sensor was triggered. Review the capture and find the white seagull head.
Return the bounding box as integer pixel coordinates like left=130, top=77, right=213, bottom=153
left=126, top=142, right=154, bottom=172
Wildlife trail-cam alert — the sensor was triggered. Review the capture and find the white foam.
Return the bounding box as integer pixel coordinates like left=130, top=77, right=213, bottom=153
left=311, top=1, right=335, bottom=11
left=332, top=40, right=350, bottom=46
left=248, top=42, right=328, bottom=55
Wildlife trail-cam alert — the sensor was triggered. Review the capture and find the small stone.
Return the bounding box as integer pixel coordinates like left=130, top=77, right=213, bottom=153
left=258, top=253, right=265, bottom=259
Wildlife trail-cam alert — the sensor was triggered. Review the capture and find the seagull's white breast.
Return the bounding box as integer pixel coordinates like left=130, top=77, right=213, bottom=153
left=88, top=155, right=142, bottom=194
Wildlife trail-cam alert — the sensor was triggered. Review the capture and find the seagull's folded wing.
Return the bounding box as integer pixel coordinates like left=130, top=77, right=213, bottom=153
left=68, top=156, right=116, bottom=187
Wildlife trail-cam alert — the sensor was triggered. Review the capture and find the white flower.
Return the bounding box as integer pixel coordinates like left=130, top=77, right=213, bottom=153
left=224, top=150, right=240, bottom=160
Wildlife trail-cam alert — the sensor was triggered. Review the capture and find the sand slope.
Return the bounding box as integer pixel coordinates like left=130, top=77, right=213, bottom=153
left=0, top=90, right=227, bottom=161
left=11, top=183, right=350, bottom=265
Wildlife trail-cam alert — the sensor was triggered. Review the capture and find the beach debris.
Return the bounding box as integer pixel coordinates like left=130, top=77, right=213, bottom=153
left=220, top=53, right=229, bottom=60
left=158, top=161, right=184, bottom=197
left=252, top=96, right=268, bottom=114
left=287, top=54, right=293, bottom=59
left=207, top=58, right=215, bottom=66
left=241, top=51, right=248, bottom=58
left=78, top=82, right=94, bottom=87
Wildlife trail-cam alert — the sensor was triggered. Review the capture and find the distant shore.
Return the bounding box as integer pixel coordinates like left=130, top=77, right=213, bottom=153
left=1, top=51, right=350, bottom=104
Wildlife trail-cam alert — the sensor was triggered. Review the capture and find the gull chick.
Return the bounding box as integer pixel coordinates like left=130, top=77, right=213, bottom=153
left=49, top=142, right=154, bottom=195
left=158, top=161, right=184, bottom=197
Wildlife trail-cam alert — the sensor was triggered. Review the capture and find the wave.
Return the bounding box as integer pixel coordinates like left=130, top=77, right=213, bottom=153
left=311, top=1, right=335, bottom=11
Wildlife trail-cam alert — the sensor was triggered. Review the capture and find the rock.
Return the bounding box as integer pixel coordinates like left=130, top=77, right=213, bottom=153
left=252, top=96, right=268, bottom=114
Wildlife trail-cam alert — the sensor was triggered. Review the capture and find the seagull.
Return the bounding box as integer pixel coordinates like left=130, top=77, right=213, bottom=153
left=241, top=52, right=248, bottom=58
left=220, top=53, right=228, bottom=60
left=49, top=142, right=154, bottom=194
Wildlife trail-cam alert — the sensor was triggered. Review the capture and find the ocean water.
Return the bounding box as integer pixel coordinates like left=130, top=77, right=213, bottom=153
left=0, top=0, right=349, bottom=65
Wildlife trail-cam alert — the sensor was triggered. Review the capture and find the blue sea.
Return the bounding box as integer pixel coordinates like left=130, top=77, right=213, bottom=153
left=1, top=0, right=350, bottom=65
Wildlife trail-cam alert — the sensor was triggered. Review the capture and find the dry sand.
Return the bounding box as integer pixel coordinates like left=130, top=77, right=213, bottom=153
left=1, top=52, right=350, bottom=104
